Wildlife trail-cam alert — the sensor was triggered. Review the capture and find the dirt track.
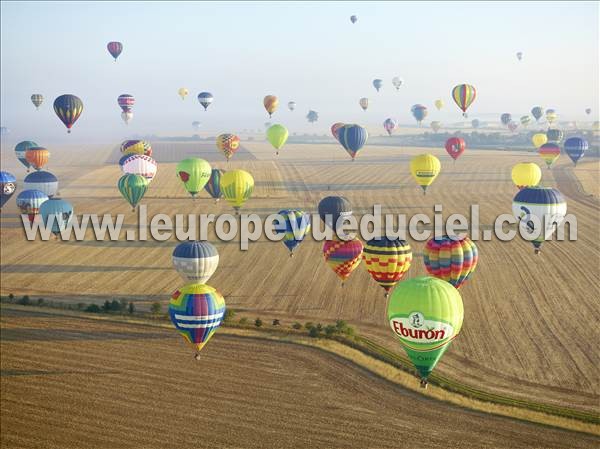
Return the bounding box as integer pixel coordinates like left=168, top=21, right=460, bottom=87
left=1, top=308, right=599, bottom=449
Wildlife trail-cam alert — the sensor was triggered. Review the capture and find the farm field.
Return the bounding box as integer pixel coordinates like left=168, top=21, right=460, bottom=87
left=1, top=141, right=599, bottom=417
left=1, top=307, right=599, bottom=449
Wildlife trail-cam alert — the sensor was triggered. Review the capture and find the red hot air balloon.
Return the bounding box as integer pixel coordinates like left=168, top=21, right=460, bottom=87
left=107, top=41, right=123, bottom=61
left=445, top=137, right=465, bottom=161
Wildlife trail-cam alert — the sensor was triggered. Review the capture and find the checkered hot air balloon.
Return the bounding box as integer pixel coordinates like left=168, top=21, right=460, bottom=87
left=216, top=134, right=240, bottom=161
left=31, top=94, right=44, bottom=110
left=323, top=238, right=364, bottom=283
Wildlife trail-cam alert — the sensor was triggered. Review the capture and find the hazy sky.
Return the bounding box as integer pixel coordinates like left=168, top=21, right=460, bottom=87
left=1, top=1, right=598, bottom=143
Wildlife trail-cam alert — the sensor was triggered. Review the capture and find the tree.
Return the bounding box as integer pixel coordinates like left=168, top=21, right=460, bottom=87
left=85, top=304, right=101, bottom=313
left=102, top=300, right=111, bottom=312
left=292, top=322, right=302, bottom=330
left=8, top=293, right=14, bottom=300
left=335, top=320, right=347, bottom=332
left=255, top=318, right=263, bottom=328
left=324, top=325, right=337, bottom=337
left=128, top=302, right=135, bottom=314
left=150, top=302, right=162, bottom=316
left=223, top=309, right=236, bottom=322
left=309, top=327, right=320, bottom=338
left=37, top=298, right=45, bottom=306
left=19, top=295, right=30, bottom=306
left=272, top=319, right=280, bottom=326
left=110, top=299, right=121, bottom=312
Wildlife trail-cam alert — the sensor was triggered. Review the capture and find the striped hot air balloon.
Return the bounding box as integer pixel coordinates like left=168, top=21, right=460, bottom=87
left=331, top=122, right=345, bottom=141
left=53, top=94, right=83, bottom=133
left=197, top=92, right=213, bottom=111
left=169, top=283, right=226, bottom=359
left=15, top=141, right=38, bottom=170
left=564, top=137, right=588, bottom=166
left=121, top=140, right=152, bottom=156
left=274, top=209, right=311, bottom=256
left=16, top=190, right=48, bottom=222
left=25, top=147, right=50, bottom=171
left=172, top=241, right=219, bottom=284
left=121, top=154, right=158, bottom=182
left=107, top=41, right=123, bottom=61
left=538, top=142, right=560, bottom=169
left=204, top=168, right=225, bottom=202
left=323, top=238, right=364, bottom=283
left=118, top=174, right=148, bottom=211
left=451, top=84, right=477, bottom=117
left=31, top=94, right=44, bottom=110
left=363, top=237, right=412, bottom=297
left=23, top=171, right=58, bottom=198
left=220, top=169, right=254, bottom=213
left=117, top=94, right=135, bottom=113
left=337, top=124, right=368, bottom=160
left=424, top=236, right=478, bottom=289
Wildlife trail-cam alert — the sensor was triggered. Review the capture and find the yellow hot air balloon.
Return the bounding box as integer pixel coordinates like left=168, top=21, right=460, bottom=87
left=531, top=133, right=548, bottom=148
left=220, top=169, right=254, bottom=213
left=266, top=124, right=288, bottom=155
left=511, top=163, right=542, bottom=190
left=178, top=88, right=189, bottom=100
left=264, top=95, right=278, bottom=117
left=410, top=154, right=441, bottom=194
left=434, top=99, right=444, bottom=110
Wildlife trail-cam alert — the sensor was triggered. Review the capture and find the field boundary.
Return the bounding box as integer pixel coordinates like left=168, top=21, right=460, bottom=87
left=1, top=303, right=598, bottom=436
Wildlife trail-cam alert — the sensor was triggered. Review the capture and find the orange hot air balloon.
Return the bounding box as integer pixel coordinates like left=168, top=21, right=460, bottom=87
left=25, top=147, right=50, bottom=171
left=263, top=95, right=278, bottom=118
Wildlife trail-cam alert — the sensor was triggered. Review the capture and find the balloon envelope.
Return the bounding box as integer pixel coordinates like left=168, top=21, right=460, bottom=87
left=172, top=241, right=219, bottom=284
left=53, top=94, right=83, bottom=133
left=176, top=158, right=212, bottom=197
left=511, top=163, right=542, bottom=189
left=107, top=41, right=123, bottom=60
left=424, top=236, right=478, bottom=289
left=220, top=169, right=254, bottom=211
left=216, top=134, right=240, bottom=160
left=274, top=209, right=311, bottom=255
left=337, top=124, right=368, bottom=159
left=363, top=237, right=412, bottom=295
left=118, top=174, right=148, bottom=209
left=16, top=189, right=47, bottom=221
left=564, top=137, right=588, bottom=165
left=40, top=198, right=73, bottom=235
left=410, top=154, right=441, bottom=193
left=0, top=171, right=17, bottom=209
left=323, top=238, right=363, bottom=281
left=445, top=137, right=465, bottom=160
left=318, top=196, right=352, bottom=230
left=266, top=125, right=289, bottom=152
left=23, top=171, right=58, bottom=198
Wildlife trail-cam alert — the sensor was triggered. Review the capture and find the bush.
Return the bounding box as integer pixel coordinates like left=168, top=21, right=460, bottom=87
left=8, top=293, right=14, bottom=300
left=150, top=302, right=162, bottom=315
left=18, top=295, right=30, bottom=306
left=110, top=300, right=121, bottom=312
left=324, top=325, right=337, bottom=337
left=309, top=327, right=320, bottom=338
left=254, top=318, right=263, bottom=328
left=272, top=319, right=280, bottom=326
left=335, top=320, right=347, bottom=332
left=37, top=298, right=45, bottom=306
left=102, top=300, right=111, bottom=312
left=85, top=304, right=102, bottom=313
left=304, top=322, right=314, bottom=330
left=223, top=309, right=236, bottom=322
left=292, top=322, right=302, bottom=330
left=343, top=326, right=355, bottom=337
left=128, top=302, right=135, bottom=314
left=239, top=317, right=248, bottom=325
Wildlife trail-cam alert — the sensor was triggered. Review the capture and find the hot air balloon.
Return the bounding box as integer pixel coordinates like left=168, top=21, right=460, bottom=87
left=121, top=154, right=158, bottom=182
left=197, top=92, right=213, bottom=111
left=172, top=241, right=219, bottom=284
left=0, top=171, right=17, bottom=209
left=306, top=110, right=319, bottom=123
left=546, top=128, right=564, bottom=143
left=274, top=209, right=311, bottom=256
left=500, top=113, right=512, bottom=126
left=176, top=158, right=212, bottom=198
left=323, top=238, right=363, bottom=283
left=508, top=121, right=519, bottom=133
left=23, top=171, right=58, bottom=198
left=263, top=95, right=278, bottom=118
left=220, top=169, right=254, bottom=214
left=337, top=124, right=368, bottom=160
left=585, top=108, right=591, bottom=115
left=434, top=99, right=444, bottom=110
left=192, top=121, right=201, bottom=130
left=31, top=94, right=44, bottom=110
left=411, top=104, right=428, bottom=125
left=546, top=109, right=558, bottom=124
left=430, top=121, right=442, bottom=133
left=531, top=106, right=544, bottom=122
left=387, top=276, right=464, bottom=387
left=53, top=95, right=83, bottom=133
left=363, top=237, right=412, bottom=297
left=121, top=111, right=133, bottom=125
left=40, top=198, right=73, bottom=236
left=117, top=94, right=135, bottom=113
left=424, top=236, right=478, bottom=289
left=107, top=41, right=123, bottom=61
left=169, top=283, right=225, bottom=359
left=318, top=196, right=352, bottom=234
left=513, top=187, right=567, bottom=254
left=410, top=154, right=440, bottom=194
left=359, top=97, right=369, bottom=111
left=266, top=124, right=289, bottom=155
left=15, top=140, right=39, bottom=171
left=373, top=79, right=383, bottom=92
left=516, top=51, right=523, bottom=61
left=451, top=84, right=476, bottom=117
left=471, top=119, right=480, bottom=129
left=121, top=140, right=152, bottom=156
left=16, top=189, right=47, bottom=222
left=118, top=174, right=148, bottom=211
left=445, top=137, right=465, bottom=161
left=216, top=134, right=240, bottom=161
left=24, top=147, right=50, bottom=171
left=205, top=168, right=225, bottom=202
left=331, top=122, right=345, bottom=141
left=531, top=133, right=548, bottom=148
left=392, top=77, right=403, bottom=90
left=511, top=163, right=542, bottom=189
left=538, top=143, right=560, bottom=168
left=350, top=15, right=358, bottom=24
left=178, top=88, right=189, bottom=100
left=288, top=101, right=296, bottom=111
left=520, top=115, right=531, bottom=127
left=383, top=118, right=398, bottom=136
left=564, top=137, right=588, bottom=165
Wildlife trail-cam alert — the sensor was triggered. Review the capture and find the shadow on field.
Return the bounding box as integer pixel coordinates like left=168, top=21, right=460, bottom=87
left=1, top=368, right=121, bottom=377
left=0, top=264, right=167, bottom=273
left=1, top=327, right=168, bottom=342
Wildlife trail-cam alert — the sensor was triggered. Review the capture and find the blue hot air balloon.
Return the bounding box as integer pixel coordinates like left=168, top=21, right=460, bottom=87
left=15, top=141, right=38, bottom=171
left=172, top=241, right=220, bottom=283
left=0, top=171, right=17, bottom=209
left=197, top=92, right=214, bottom=111
left=23, top=171, right=58, bottom=198
left=318, top=196, right=352, bottom=230
left=411, top=104, right=428, bottom=125
left=564, top=137, right=588, bottom=166
left=40, top=198, right=73, bottom=236
left=205, top=168, right=225, bottom=202
left=337, top=124, right=368, bottom=160
left=274, top=209, right=311, bottom=256
left=16, top=189, right=48, bottom=222
left=372, top=79, right=383, bottom=92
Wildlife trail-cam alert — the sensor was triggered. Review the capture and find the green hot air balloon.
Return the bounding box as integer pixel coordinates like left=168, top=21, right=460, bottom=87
left=118, top=174, right=148, bottom=211
left=266, top=124, right=289, bottom=155
left=387, top=276, right=464, bottom=388
left=176, top=158, right=212, bottom=197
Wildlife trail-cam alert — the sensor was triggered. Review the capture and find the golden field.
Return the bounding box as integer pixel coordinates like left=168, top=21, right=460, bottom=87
left=1, top=139, right=599, bottom=429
